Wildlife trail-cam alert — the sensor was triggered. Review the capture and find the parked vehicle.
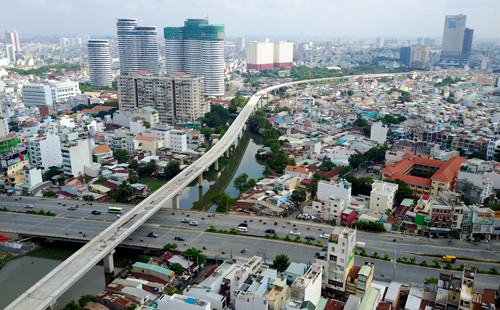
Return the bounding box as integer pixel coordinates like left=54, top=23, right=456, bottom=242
left=25, top=204, right=33, bottom=209
left=181, top=218, right=191, bottom=223
left=265, top=229, right=275, bottom=234
left=237, top=226, right=248, bottom=232
left=91, top=210, right=101, bottom=215
left=290, top=230, right=301, bottom=236
left=174, top=236, right=185, bottom=241
left=189, top=220, right=199, bottom=226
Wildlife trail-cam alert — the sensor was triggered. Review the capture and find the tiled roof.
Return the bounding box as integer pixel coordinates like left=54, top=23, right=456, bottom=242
left=285, top=165, right=310, bottom=175
left=93, top=145, right=111, bottom=154
left=431, top=156, right=467, bottom=182
left=135, top=135, right=155, bottom=142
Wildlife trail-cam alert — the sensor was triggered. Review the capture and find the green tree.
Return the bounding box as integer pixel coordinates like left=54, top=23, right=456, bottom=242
left=112, top=181, right=134, bottom=203
left=170, top=262, right=184, bottom=275
left=211, top=192, right=236, bottom=213
left=352, top=117, right=368, bottom=127
left=348, top=153, right=366, bottom=169
left=164, top=160, right=181, bottom=179
left=319, top=160, right=336, bottom=171
left=138, top=255, right=150, bottom=263
left=308, top=174, right=321, bottom=198
left=234, top=173, right=249, bottom=193
left=113, top=148, right=129, bottom=164
left=271, top=254, right=291, bottom=272
left=143, top=121, right=151, bottom=129
left=82, top=194, right=95, bottom=201
left=61, top=300, right=80, bottom=310
left=290, top=190, right=307, bottom=208
left=393, top=179, right=414, bottom=205
left=182, top=247, right=206, bottom=265
left=129, top=159, right=139, bottom=170
left=162, top=243, right=178, bottom=252
left=78, top=294, right=96, bottom=307
left=128, top=170, right=139, bottom=184
left=42, top=191, right=57, bottom=198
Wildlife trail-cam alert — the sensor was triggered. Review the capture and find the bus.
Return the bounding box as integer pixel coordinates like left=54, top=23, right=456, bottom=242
left=108, top=207, right=123, bottom=214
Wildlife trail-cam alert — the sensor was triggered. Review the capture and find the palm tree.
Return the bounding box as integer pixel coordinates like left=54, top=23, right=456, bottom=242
left=113, top=181, right=133, bottom=202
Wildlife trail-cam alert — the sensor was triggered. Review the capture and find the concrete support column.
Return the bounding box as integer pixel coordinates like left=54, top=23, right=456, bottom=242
left=214, top=159, right=219, bottom=172
left=103, top=250, right=115, bottom=274
left=198, top=175, right=203, bottom=187
left=226, top=149, right=230, bottom=157
left=173, top=194, right=180, bottom=209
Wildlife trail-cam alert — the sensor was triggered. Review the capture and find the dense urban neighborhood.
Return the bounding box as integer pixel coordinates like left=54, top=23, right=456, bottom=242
left=0, top=9, right=500, bottom=310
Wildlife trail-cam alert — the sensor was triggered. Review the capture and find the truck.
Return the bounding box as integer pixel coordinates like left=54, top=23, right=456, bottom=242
left=441, top=255, right=457, bottom=263
left=356, top=241, right=366, bottom=249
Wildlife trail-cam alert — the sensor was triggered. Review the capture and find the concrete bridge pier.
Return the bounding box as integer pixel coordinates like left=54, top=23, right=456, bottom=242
left=198, top=175, right=203, bottom=187
left=103, top=250, right=115, bottom=274
left=173, top=194, right=180, bottom=209
left=214, top=159, right=219, bottom=172
left=225, top=149, right=230, bottom=158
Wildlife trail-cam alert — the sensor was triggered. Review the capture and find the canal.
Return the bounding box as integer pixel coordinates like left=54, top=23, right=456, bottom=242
left=0, top=130, right=265, bottom=309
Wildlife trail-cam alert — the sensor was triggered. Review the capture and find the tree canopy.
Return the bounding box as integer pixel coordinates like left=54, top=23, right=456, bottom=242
left=271, top=254, right=291, bottom=272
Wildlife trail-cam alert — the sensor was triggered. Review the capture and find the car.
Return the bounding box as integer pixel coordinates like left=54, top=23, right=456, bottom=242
left=174, top=236, right=185, bottom=241
left=25, top=204, right=33, bottom=209
left=68, top=206, right=77, bottom=210
left=305, top=235, right=316, bottom=241
left=265, top=229, right=275, bottom=234
left=181, top=218, right=191, bottom=223
left=290, top=230, right=301, bottom=236
left=116, top=214, right=121, bottom=218
left=147, top=232, right=159, bottom=238
left=237, top=226, right=248, bottom=232
left=91, top=210, right=101, bottom=215
left=319, top=233, right=330, bottom=239
left=189, top=220, right=199, bottom=226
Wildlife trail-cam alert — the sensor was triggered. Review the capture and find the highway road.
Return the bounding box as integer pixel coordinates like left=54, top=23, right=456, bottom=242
left=1, top=212, right=498, bottom=291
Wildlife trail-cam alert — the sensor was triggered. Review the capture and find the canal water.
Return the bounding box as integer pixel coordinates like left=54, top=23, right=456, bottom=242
left=0, top=130, right=265, bottom=309
left=178, top=130, right=265, bottom=211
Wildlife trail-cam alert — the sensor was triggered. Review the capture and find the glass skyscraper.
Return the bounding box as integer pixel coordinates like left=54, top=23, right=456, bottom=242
left=87, top=39, right=112, bottom=87
left=440, top=14, right=474, bottom=67
left=116, top=18, right=159, bottom=74
left=164, top=19, right=225, bottom=96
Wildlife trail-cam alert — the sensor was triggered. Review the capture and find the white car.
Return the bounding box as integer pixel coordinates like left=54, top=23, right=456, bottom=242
left=189, top=220, right=199, bottom=226
left=290, top=230, right=301, bottom=236
left=319, top=233, right=330, bottom=239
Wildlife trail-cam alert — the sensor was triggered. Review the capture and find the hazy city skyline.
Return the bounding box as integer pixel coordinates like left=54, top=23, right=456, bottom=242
left=1, top=0, right=500, bottom=39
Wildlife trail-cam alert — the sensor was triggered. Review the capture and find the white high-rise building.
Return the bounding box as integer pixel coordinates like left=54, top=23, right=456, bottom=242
left=246, top=40, right=293, bottom=70
left=61, top=139, right=92, bottom=177
left=28, top=134, right=63, bottom=169
left=440, top=14, right=474, bottom=67
left=117, top=18, right=159, bottom=74
left=117, top=73, right=209, bottom=125
left=164, top=19, right=225, bottom=96
left=370, top=121, right=389, bottom=144
left=326, top=227, right=356, bottom=292
left=22, top=84, right=53, bottom=106
left=409, top=45, right=430, bottom=69
left=305, top=180, right=352, bottom=223
left=87, top=39, right=112, bottom=87
left=5, top=30, right=21, bottom=52
left=50, top=81, right=80, bottom=103
left=5, top=44, right=16, bottom=63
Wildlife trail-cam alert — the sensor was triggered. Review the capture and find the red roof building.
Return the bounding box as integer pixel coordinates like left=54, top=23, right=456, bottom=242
left=382, top=153, right=466, bottom=197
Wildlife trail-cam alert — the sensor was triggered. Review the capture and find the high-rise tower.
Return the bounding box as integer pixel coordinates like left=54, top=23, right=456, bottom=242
left=164, top=19, right=225, bottom=96
left=4, top=30, right=21, bottom=52
left=440, top=14, right=474, bottom=67
left=116, top=18, right=159, bottom=74
left=87, top=39, right=112, bottom=87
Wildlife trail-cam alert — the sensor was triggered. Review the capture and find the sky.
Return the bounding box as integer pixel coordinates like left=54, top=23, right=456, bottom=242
left=2, top=0, right=500, bottom=39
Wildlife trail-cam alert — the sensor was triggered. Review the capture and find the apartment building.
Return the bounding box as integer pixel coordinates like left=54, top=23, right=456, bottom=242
left=61, top=139, right=92, bottom=176
left=28, top=134, right=63, bottom=169
left=325, top=227, right=356, bottom=293
left=369, top=181, right=398, bottom=213
left=117, top=73, right=209, bottom=125
left=305, top=180, right=352, bottom=223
